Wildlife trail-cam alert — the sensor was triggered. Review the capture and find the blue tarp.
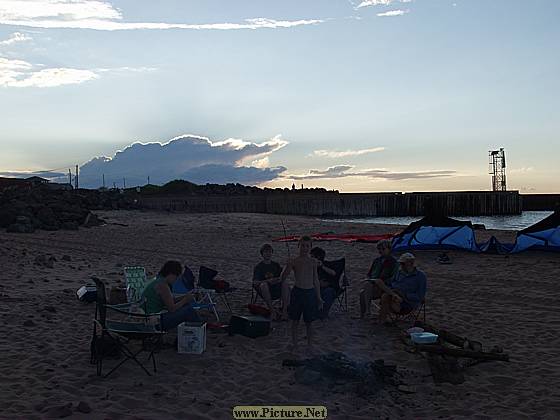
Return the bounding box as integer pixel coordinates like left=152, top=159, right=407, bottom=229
left=392, top=215, right=479, bottom=252
left=388, top=211, right=560, bottom=254
left=478, top=236, right=514, bottom=254
left=511, top=210, right=560, bottom=253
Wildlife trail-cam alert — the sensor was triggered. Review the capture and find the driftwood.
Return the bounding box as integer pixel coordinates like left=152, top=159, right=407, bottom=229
left=426, top=353, right=465, bottom=384
left=415, top=344, right=509, bottom=362
left=415, top=321, right=483, bottom=352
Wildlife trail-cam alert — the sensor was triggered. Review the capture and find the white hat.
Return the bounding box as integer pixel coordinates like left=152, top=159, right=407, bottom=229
left=398, top=252, right=416, bottom=263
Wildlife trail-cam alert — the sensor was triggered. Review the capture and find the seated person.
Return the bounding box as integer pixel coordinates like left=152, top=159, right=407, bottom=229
left=359, top=239, right=398, bottom=318
left=310, top=247, right=339, bottom=319
left=374, top=252, right=427, bottom=324
left=253, top=244, right=290, bottom=320
left=142, top=260, right=200, bottom=331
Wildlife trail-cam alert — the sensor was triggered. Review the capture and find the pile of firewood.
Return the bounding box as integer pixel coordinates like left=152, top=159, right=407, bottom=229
left=408, top=321, right=509, bottom=385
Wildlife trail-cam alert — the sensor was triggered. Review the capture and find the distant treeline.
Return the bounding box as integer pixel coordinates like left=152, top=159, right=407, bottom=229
left=134, top=180, right=337, bottom=196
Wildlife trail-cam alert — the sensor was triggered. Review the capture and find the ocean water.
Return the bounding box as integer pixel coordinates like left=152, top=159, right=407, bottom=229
left=325, top=211, right=553, bottom=231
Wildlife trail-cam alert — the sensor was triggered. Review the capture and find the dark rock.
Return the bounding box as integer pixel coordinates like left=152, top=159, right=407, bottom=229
left=76, top=401, right=91, bottom=414
left=36, top=206, right=58, bottom=226
left=23, top=320, right=36, bottom=327
left=61, top=255, right=72, bottom=262
left=0, top=208, right=17, bottom=227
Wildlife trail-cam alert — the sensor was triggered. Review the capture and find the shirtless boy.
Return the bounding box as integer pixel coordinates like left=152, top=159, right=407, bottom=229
left=281, top=236, right=323, bottom=351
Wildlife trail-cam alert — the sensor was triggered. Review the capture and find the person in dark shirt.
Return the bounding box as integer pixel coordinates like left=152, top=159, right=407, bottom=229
left=310, top=247, right=339, bottom=319
left=359, top=239, right=398, bottom=318
left=253, top=244, right=290, bottom=320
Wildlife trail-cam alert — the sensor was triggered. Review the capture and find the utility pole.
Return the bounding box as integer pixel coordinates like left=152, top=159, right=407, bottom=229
left=68, top=169, right=72, bottom=186
left=123, top=178, right=126, bottom=189
left=102, top=174, right=105, bottom=189
left=147, top=176, right=150, bottom=185
left=75, top=165, right=79, bottom=190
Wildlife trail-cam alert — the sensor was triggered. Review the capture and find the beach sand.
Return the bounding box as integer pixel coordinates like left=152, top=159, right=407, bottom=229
left=1, top=210, right=559, bottom=419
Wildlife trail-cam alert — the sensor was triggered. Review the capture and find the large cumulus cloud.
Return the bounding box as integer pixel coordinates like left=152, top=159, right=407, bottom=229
left=76, top=134, right=288, bottom=188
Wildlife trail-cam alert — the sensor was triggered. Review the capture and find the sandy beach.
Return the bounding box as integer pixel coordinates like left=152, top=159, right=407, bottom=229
left=1, top=210, right=559, bottom=419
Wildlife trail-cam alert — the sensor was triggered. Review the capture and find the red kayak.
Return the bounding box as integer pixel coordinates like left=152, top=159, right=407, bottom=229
left=273, top=233, right=394, bottom=243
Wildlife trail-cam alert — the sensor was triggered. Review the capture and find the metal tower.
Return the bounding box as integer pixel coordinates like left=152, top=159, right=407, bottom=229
left=489, top=148, right=507, bottom=191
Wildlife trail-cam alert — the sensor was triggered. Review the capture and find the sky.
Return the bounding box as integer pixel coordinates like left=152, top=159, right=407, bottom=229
left=0, top=0, right=558, bottom=192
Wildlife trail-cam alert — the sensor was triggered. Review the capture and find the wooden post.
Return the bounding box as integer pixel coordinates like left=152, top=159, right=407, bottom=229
left=75, top=165, right=79, bottom=190
left=415, top=344, right=509, bottom=362
left=102, top=174, right=105, bottom=189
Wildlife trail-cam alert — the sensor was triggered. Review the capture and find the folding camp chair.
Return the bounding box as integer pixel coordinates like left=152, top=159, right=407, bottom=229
left=191, top=266, right=234, bottom=321
left=124, top=266, right=147, bottom=305
left=172, top=266, right=228, bottom=322
left=323, top=258, right=348, bottom=313
left=90, top=277, right=165, bottom=378
left=250, top=282, right=284, bottom=313
left=372, top=297, right=427, bottom=326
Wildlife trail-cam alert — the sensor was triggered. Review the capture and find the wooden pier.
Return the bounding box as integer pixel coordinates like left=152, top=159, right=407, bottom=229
left=138, top=191, right=522, bottom=217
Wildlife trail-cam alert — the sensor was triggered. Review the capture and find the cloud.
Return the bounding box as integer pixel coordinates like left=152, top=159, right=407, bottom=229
left=181, top=164, right=286, bottom=185
left=0, top=31, right=32, bottom=45
left=7, top=67, right=98, bottom=87
left=0, top=0, right=323, bottom=31
left=289, top=165, right=456, bottom=180
left=0, top=57, right=97, bottom=87
left=72, top=134, right=289, bottom=188
left=357, top=0, right=395, bottom=8
left=356, top=0, right=411, bottom=9
left=95, top=66, right=157, bottom=73
left=0, top=57, right=157, bottom=88
left=312, top=147, right=385, bottom=158
left=251, top=157, right=270, bottom=169
left=377, top=10, right=409, bottom=17
left=0, top=170, right=66, bottom=179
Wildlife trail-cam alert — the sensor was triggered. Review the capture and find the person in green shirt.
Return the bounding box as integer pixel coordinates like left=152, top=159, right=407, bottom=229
left=142, top=260, right=200, bottom=330
left=359, top=239, right=398, bottom=318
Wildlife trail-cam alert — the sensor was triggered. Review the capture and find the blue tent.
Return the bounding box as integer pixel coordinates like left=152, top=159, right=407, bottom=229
left=392, top=215, right=479, bottom=252
left=511, top=210, right=560, bottom=253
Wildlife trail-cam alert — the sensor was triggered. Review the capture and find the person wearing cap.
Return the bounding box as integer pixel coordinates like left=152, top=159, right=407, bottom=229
left=359, top=239, right=399, bottom=318
left=373, top=252, right=427, bottom=324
